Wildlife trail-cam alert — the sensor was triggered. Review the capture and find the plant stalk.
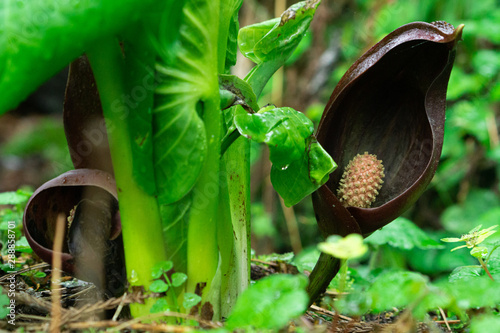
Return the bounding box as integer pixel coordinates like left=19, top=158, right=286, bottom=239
left=87, top=38, right=168, bottom=316
left=306, top=252, right=341, bottom=307
left=478, top=257, right=495, bottom=281
left=186, top=94, right=222, bottom=312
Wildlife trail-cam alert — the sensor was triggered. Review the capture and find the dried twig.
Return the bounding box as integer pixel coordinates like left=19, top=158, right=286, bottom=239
left=66, top=320, right=195, bottom=332
left=309, top=304, right=353, bottom=322
left=438, top=307, right=452, bottom=332
left=49, top=213, right=65, bottom=333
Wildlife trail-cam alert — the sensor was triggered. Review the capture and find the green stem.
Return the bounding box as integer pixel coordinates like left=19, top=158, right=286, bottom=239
left=186, top=94, right=222, bottom=310
left=218, top=136, right=251, bottom=317
left=338, top=259, right=348, bottom=296
left=87, top=39, right=168, bottom=317
left=163, top=273, right=181, bottom=320
left=478, top=257, right=495, bottom=281
left=306, top=252, right=341, bottom=307
left=245, top=60, right=283, bottom=99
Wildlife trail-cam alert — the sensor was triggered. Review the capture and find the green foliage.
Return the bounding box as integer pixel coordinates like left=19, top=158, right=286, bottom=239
left=240, top=0, right=321, bottom=96
left=318, top=234, right=367, bottom=260
left=0, top=190, right=32, bottom=258
left=225, top=274, right=309, bottom=330
left=0, top=190, right=32, bottom=206
left=0, top=292, right=9, bottom=319
left=470, top=314, right=500, bottom=333
left=0, top=0, right=164, bottom=113
left=1, top=0, right=499, bottom=329
left=366, top=217, right=444, bottom=250
left=182, top=293, right=202, bottom=310
left=235, top=106, right=314, bottom=167
left=235, top=105, right=335, bottom=206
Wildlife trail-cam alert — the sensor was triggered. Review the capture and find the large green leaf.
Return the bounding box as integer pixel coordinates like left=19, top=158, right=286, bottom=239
left=0, top=0, right=163, bottom=114
left=153, top=0, right=220, bottom=205
left=225, top=274, right=309, bottom=330
left=365, top=217, right=444, bottom=250
left=219, top=0, right=243, bottom=73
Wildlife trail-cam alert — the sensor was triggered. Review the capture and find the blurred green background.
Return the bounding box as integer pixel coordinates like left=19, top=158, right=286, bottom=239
left=0, top=0, right=498, bottom=280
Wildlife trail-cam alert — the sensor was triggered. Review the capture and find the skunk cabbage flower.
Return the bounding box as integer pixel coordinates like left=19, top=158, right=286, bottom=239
left=23, top=57, right=125, bottom=296
left=307, top=21, right=464, bottom=304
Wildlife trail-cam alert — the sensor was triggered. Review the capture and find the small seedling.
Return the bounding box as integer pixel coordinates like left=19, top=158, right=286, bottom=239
left=318, top=234, right=367, bottom=296
left=148, top=260, right=199, bottom=322
left=441, top=224, right=498, bottom=281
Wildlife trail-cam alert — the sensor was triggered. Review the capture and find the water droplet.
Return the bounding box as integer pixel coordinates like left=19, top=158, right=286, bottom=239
left=62, top=178, right=67, bottom=184
left=281, top=165, right=289, bottom=171
left=129, top=270, right=139, bottom=284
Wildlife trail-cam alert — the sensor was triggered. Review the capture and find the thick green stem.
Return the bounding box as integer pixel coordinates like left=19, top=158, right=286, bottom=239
left=306, top=252, right=340, bottom=307
left=245, top=60, right=282, bottom=99
left=186, top=95, right=222, bottom=309
left=218, top=136, right=251, bottom=317
left=87, top=39, right=168, bottom=316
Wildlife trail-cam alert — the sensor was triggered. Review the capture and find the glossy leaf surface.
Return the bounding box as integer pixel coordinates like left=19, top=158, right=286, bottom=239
left=234, top=106, right=335, bottom=206
left=0, top=0, right=163, bottom=114
left=239, top=0, right=321, bottom=96
left=153, top=1, right=220, bottom=205
left=365, top=217, right=444, bottom=250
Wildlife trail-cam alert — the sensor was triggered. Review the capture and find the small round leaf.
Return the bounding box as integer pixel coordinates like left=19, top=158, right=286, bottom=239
left=470, top=246, right=488, bottom=258
left=183, top=293, right=202, bottom=310
left=151, top=261, right=174, bottom=279
left=150, top=298, right=170, bottom=314
left=171, top=272, right=188, bottom=287
left=149, top=280, right=169, bottom=293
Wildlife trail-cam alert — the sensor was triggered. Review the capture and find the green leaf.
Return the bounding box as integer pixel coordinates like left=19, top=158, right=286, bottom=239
left=270, top=139, right=336, bottom=206
left=14, top=236, right=32, bottom=253
left=160, top=197, right=190, bottom=274
left=440, top=276, right=500, bottom=309
left=149, top=280, right=169, bottom=293
left=235, top=106, right=314, bottom=168
left=368, top=270, right=429, bottom=313
left=239, top=1, right=320, bottom=65
left=318, top=234, right=368, bottom=260
left=219, top=74, right=259, bottom=111
left=0, top=190, right=32, bottom=206
left=219, top=0, right=243, bottom=73
left=365, top=217, right=444, bottom=250
left=471, top=315, right=500, bottom=333
left=0, top=293, right=9, bottom=319
left=471, top=246, right=488, bottom=258
left=151, top=261, right=174, bottom=279
left=0, top=0, right=165, bottom=114
left=150, top=298, right=171, bottom=314
left=448, top=266, right=482, bottom=282
left=239, top=18, right=280, bottom=64
left=225, top=274, right=309, bottom=330
left=234, top=106, right=335, bottom=206
left=239, top=0, right=321, bottom=97
left=153, top=0, right=220, bottom=205
left=171, top=272, right=188, bottom=287
left=183, top=292, right=202, bottom=310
